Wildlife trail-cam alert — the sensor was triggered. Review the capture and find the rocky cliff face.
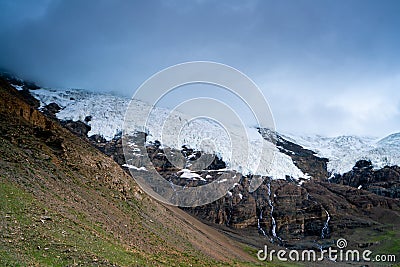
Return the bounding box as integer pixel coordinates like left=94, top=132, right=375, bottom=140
left=330, top=159, right=400, bottom=198
left=0, top=79, right=53, bottom=132
left=185, top=175, right=400, bottom=248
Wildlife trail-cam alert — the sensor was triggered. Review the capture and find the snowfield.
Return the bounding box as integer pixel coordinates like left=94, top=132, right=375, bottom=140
left=283, top=133, right=400, bottom=175
left=31, top=88, right=399, bottom=178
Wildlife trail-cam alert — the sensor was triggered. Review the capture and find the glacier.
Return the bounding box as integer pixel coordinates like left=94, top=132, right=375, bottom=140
left=30, top=88, right=304, bottom=180
left=31, top=87, right=399, bottom=178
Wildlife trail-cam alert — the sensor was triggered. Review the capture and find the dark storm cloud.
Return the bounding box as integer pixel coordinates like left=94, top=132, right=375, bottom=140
left=0, top=0, right=399, bottom=136
left=0, top=0, right=265, bottom=92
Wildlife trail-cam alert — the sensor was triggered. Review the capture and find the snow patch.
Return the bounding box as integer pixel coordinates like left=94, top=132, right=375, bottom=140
left=122, top=164, right=147, bottom=171
left=178, top=169, right=201, bottom=179
left=11, top=84, right=23, bottom=91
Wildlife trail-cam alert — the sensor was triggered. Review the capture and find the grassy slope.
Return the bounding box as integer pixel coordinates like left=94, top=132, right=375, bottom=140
left=0, top=80, right=265, bottom=266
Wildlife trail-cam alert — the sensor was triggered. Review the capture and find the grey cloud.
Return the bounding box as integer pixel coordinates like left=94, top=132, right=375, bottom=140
left=0, top=0, right=399, bottom=137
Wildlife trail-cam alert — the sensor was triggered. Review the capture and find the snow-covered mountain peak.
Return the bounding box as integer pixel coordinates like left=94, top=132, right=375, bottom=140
left=327, top=135, right=376, bottom=150
left=285, top=132, right=399, bottom=175
left=377, top=132, right=400, bottom=148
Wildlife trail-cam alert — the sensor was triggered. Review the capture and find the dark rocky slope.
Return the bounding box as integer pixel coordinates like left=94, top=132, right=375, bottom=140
left=330, top=159, right=400, bottom=198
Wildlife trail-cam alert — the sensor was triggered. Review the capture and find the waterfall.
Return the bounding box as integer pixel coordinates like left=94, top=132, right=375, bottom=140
left=226, top=194, right=233, bottom=226
left=267, top=179, right=282, bottom=242
left=306, top=190, right=331, bottom=240
left=257, top=208, right=267, bottom=236
left=321, top=208, right=330, bottom=239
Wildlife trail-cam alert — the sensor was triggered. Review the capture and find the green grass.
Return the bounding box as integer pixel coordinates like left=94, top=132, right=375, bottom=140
left=0, top=179, right=233, bottom=266
left=0, top=180, right=149, bottom=266
left=369, top=229, right=400, bottom=264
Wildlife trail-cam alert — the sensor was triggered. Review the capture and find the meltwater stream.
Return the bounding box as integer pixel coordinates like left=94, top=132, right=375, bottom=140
left=257, top=209, right=267, bottom=236
left=267, top=179, right=282, bottom=243
left=321, top=208, right=330, bottom=239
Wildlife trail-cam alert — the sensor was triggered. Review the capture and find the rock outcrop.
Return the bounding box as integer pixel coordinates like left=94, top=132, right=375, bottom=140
left=258, top=128, right=329, bottom=180
left=331, top=160, right=400, bottom=198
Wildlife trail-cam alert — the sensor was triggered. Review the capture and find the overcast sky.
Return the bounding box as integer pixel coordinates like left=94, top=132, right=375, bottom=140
left=0, top=0, right=399, bottom=137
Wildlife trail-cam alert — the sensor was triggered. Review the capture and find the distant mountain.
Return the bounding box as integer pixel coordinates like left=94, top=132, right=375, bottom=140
left=378, top=132, right=400, bottom=148
left=284, top=132, right=400, bottom=175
